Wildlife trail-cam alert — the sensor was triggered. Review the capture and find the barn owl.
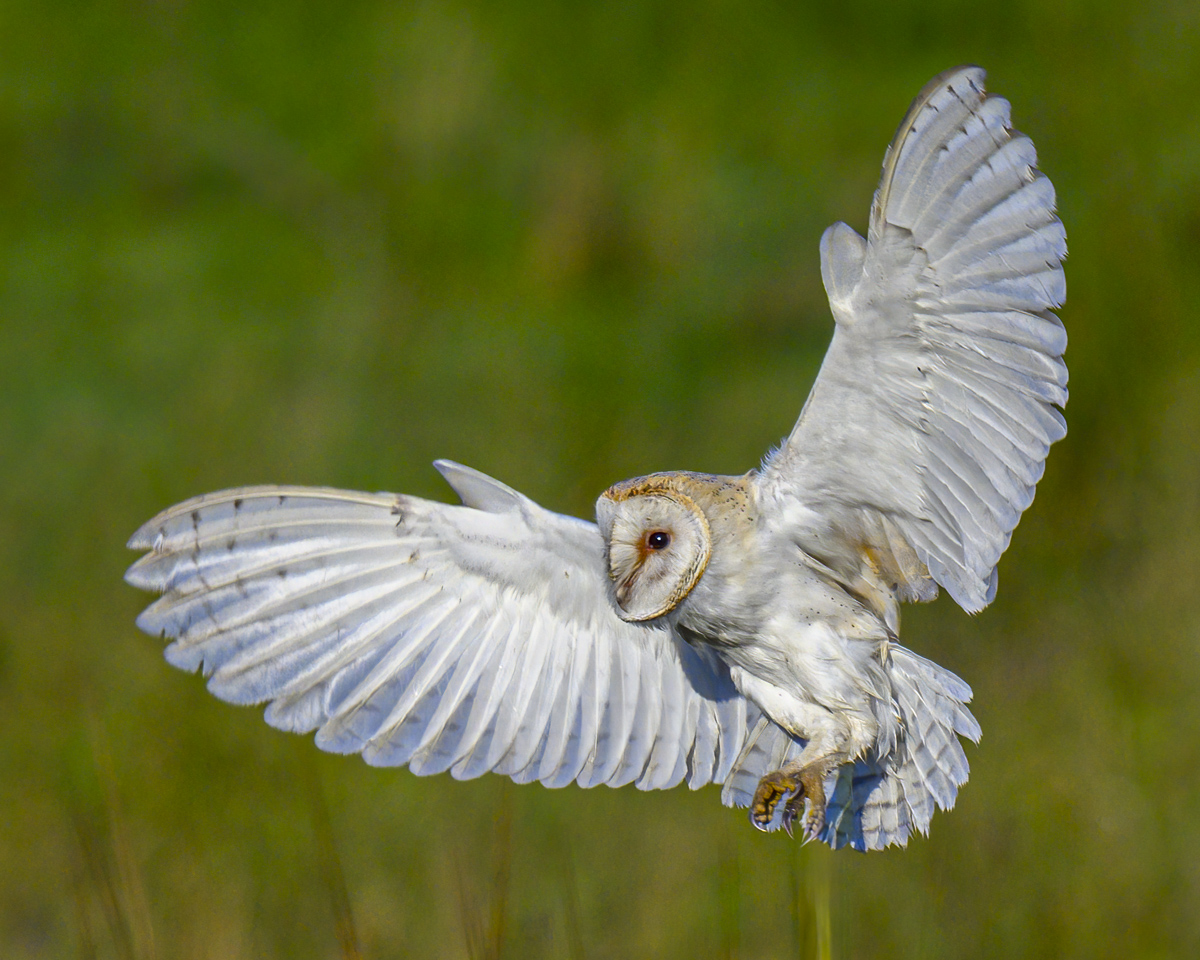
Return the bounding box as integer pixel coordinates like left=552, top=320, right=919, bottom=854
left=126, top=66, right=1066, bottom=851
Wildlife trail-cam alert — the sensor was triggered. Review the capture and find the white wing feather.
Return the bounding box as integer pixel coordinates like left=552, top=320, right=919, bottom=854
left=125, top=461, right=752, bottom=791
left=762, top=66, right=1067, bottom=612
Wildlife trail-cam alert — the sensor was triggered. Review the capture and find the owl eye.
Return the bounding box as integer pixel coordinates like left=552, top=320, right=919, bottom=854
left=646, top=530, right=671, bottom=551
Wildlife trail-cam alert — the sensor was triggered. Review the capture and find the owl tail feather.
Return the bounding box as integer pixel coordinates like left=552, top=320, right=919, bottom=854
left=720, top=645, right=980, bottom=851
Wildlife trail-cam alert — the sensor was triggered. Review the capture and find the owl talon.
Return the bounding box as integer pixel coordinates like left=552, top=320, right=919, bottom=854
left=783, top=789, right=825, bottom=842
left=750, top=765, right=828, bottom=839
left=750, top=770, right=799, bottom=831
left=781, top=794, right=803, bottom=838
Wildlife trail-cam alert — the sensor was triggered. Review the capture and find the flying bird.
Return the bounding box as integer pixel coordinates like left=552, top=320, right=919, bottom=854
left=126, top=66, right=1066, bottom=850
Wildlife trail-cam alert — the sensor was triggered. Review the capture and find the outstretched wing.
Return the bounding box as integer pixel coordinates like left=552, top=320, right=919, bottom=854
left=126, top=461, right=752, bottom=791
left=761, top=66, right=1067, bottom=612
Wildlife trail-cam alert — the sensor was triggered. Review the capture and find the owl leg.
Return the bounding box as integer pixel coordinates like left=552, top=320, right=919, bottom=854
left=749, top=760, right=831, bottom=840
left=732, top=668, right=871, bottom=840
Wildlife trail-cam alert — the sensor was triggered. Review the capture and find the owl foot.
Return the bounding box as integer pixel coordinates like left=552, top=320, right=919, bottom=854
left=749, top=765, right=827, bottom=841
left=783, top=768, right=827, bottom=842
left=749, top=769, right=797, bottom=831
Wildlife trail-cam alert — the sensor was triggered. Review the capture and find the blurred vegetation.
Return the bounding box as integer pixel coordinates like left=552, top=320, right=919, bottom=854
left=3, top=0, right=1200, bottom=957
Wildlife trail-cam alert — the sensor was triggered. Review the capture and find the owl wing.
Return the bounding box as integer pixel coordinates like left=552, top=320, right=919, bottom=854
left=125, top=460, right=752, bottom=790
left=761, top=66, right=1067, bottom=612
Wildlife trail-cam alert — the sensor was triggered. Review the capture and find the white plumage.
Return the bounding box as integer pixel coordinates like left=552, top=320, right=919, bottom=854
left=126, top=67, right=1065, bottom=850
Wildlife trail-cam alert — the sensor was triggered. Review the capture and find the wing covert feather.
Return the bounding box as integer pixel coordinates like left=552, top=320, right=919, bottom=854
left=762, top=66, right=1067, bottom=612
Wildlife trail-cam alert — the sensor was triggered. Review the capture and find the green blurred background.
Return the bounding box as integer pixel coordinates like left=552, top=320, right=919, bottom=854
left=3, top=0, right=1199, bottom=957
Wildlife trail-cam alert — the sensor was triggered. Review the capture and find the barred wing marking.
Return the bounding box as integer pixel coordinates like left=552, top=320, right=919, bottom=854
left=764, top=66, right=1067, bottom=612
left=125, top=461, right=751, bottom=791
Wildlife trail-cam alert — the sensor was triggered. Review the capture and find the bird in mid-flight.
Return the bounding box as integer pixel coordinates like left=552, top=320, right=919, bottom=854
left=126, top=66, right=1066, bottom=850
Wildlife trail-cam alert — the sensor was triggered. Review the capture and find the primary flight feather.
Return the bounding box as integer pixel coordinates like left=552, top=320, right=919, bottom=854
left=126, top=66, right=1065, bottom=850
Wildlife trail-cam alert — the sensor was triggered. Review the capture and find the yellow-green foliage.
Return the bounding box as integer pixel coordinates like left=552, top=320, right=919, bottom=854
left=3, top=1, right=1199, bottom=957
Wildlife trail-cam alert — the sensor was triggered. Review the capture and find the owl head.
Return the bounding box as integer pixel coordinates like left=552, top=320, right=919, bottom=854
left=595, top=474, right=714, bottom=622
